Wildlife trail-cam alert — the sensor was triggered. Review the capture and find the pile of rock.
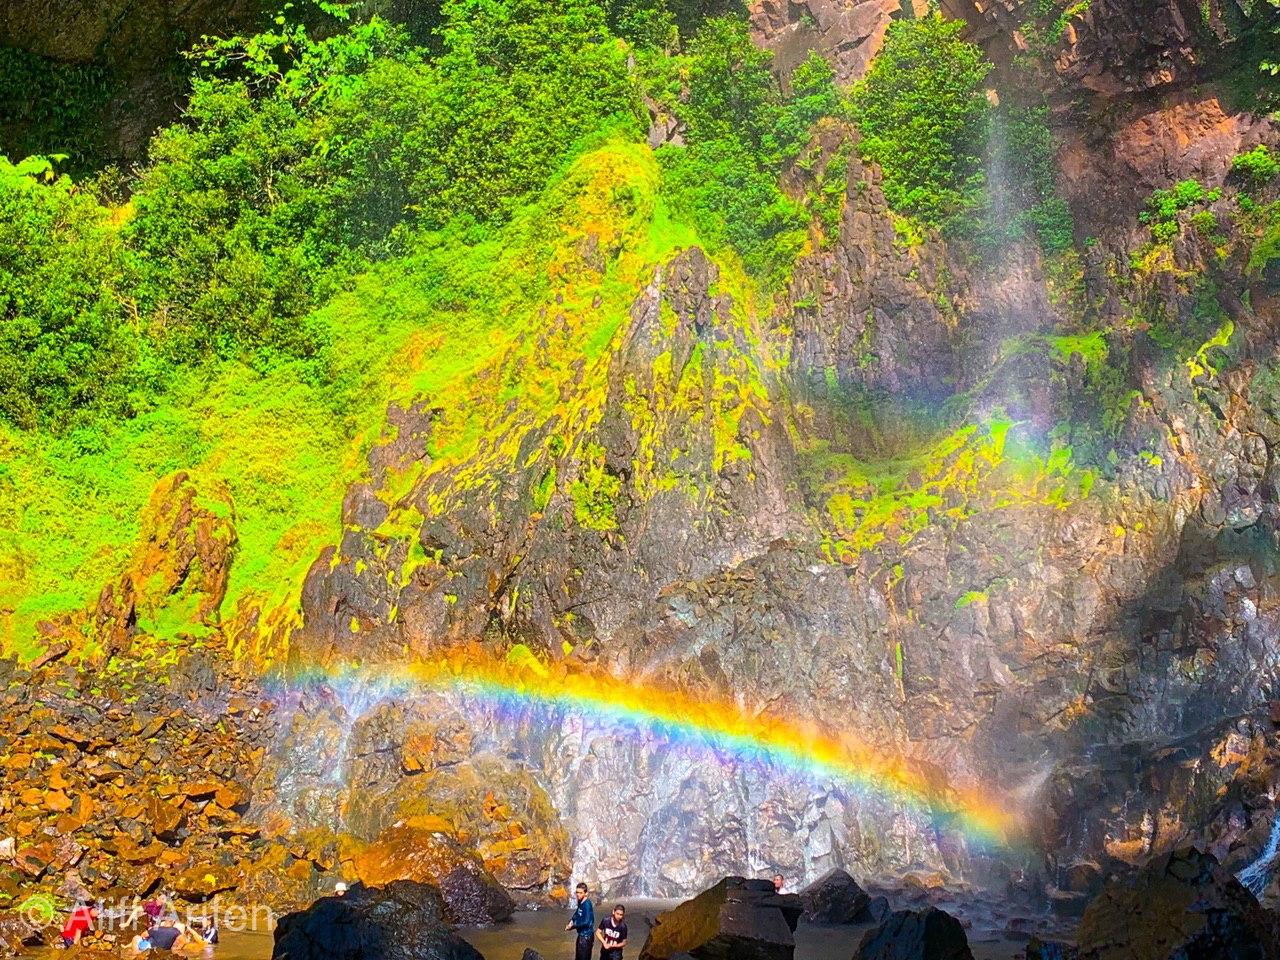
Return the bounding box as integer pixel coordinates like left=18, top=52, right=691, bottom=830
left=0, top=646, right=310, bottom=953
left=0, top=651, right=271, bottom=910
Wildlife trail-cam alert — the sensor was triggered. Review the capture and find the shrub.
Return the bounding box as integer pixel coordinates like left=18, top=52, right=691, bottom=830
left=1231, top=144, right=1280, bottom=185
left=0, top=156, right=137, bottom=429
left=657, top=19, right=837, bottom=284
left=848, top=13, right=992, bottom=233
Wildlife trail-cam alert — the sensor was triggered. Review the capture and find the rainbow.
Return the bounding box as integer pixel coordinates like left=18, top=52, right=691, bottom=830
left=276, top=645, right=1024, bottom=847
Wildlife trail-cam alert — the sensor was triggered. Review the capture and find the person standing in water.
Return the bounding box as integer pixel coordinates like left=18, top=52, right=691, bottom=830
left=564, top=882, right=595, bottom=960
left=596, top=905, right=628, bottom=960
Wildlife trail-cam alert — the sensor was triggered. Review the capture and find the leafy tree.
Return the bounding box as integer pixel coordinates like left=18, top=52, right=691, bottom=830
left=0, top=156, right=137, bottom=428
left=657, top=18, right=837, bottom=284
left=849, top=12, right=992, bottom=232
left=682, top=17, right=777, bottom=149
left=1231, top=144, right=1280, bottom=184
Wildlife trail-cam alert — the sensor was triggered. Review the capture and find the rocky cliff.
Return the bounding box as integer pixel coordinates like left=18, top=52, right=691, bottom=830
left=3, top=0, right=1280, bottom=942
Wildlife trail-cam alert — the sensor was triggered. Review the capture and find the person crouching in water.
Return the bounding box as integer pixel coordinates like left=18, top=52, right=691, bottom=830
left=189, top=916, right=219, bottom=946
left=564, top=882, right=595, bottom=960
left=596, top=905, right=627, bottom=960
left=144, top=914, right=187, bottom=952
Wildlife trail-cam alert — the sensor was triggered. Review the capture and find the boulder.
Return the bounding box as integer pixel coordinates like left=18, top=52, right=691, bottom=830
left=1075, top=846, right=1280, bottom=960
left=799, top=868, right=871, bottom=924
left=854, top=907, right=975, bottom=960
left=520, top=952, right=544, bottom=960
left=272, top=880, right=484, bottom=960
left=438, top=866, right=514, bottom=927
left=352, top=826, right=514, bottom=925
left=638, top=876, right=803, bottom=960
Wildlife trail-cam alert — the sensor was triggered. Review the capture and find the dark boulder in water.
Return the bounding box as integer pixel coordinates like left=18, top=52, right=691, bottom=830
left=854, top=906, right=974, bottom=960
left=272, top=880, right=484, bottom=960
left=438, top=864, right=516, bottom=926
left=799, top=868, right=872, bottom=924
left=1075, top=846, right=1280, bottom=960
left=638, top=876, right=803, bottom=960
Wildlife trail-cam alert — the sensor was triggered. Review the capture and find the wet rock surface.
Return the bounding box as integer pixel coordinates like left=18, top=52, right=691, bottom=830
left=1075, top=847, right=1280, bottom=960
left=272, top=880, right=484, bottom=960
left=639, top=877, right=803, bottom=960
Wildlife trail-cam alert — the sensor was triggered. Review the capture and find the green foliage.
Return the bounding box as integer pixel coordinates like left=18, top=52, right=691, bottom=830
left=0, top=156, right=138, bottom=429
left=849, top=13, right=991, bottom=234
left=607, top=0, right=746, bottom=43
left=658, top=24, right=838, bottom=284
left=1140, top=179, right=1221, bottom=243
left=1231, top=144, right=1280, bottom=184
left=1, top=0, right=648, bottom=429
left=997, top=104, right=1075, bottom=254
left=1248, top=201, right=1280, bottom=275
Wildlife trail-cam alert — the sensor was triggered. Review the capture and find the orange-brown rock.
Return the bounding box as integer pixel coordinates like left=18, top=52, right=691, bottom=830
left=144, top=797, right=184, bottom=839
left=351, top=826, right=514, bottom=925
left=116, top=839, right=168, bottom=864
left=214, top=783, right=246, bottom=809
left=172, top=863, right=241, bottom=900
left=92, top=472, right=237, bottom=654
left=48, top=724, right=91, bottom=747
left=14, top=844, right=53, bottom=877
left=180, top=780, right=222, bottom=800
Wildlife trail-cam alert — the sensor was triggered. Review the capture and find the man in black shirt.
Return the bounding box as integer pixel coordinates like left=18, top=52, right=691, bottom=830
left=596, top=904, right=628, bottom=960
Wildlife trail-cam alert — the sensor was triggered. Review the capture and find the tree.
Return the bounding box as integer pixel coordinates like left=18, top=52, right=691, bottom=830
left=849, top=12, right=992, bottom=232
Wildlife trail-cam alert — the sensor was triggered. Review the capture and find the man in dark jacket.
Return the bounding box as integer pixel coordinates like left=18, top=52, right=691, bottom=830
left=564, top=882, right=595, bottom=960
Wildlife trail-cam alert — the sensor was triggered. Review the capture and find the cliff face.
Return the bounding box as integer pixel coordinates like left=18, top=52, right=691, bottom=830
left=4, top=0, right=1280, bottom=931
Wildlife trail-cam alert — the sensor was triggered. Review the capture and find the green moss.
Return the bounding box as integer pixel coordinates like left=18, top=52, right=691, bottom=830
left=570, top=441, right=622, bottom=531
left=806, top=410, right=1097, bottom=562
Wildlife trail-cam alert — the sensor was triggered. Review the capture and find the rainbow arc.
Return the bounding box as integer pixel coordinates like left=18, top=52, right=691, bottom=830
left=279, top=646, right=1023, bottom=847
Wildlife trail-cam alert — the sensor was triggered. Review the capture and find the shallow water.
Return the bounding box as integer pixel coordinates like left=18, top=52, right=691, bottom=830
left=40, top=902, right=1033, bottom=960
left=457, top=901, right=1030, bottom=960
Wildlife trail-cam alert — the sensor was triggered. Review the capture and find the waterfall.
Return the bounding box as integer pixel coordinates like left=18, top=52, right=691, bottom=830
left=1238, top=816, right=1280, bottom=897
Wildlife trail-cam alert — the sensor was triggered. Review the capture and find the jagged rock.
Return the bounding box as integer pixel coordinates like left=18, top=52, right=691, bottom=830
left=352, top=825, right=514, bottom=925
left=89, top=471, right=237, bottom=655
left=172, top=863, right=242, bottom=901
left=865, top=897, right=890, bottom=923
left=438, top=867, right=514, bottom=927
left=854, top=907, right=974, bottom=960
left=272, top=881, right=484, bottom=960
left=638, top=877, right=802, bottom=960
left=520, top=951, right=544, bottom=960
left=1075, top=847, right=1280, bottom=960
left=750, top=0, right=928, bottom=84
left=799, top=868, right=871, bottom=924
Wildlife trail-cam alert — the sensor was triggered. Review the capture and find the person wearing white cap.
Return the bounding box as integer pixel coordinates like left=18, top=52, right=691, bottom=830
left=334, top=882, right=349, bottom=897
